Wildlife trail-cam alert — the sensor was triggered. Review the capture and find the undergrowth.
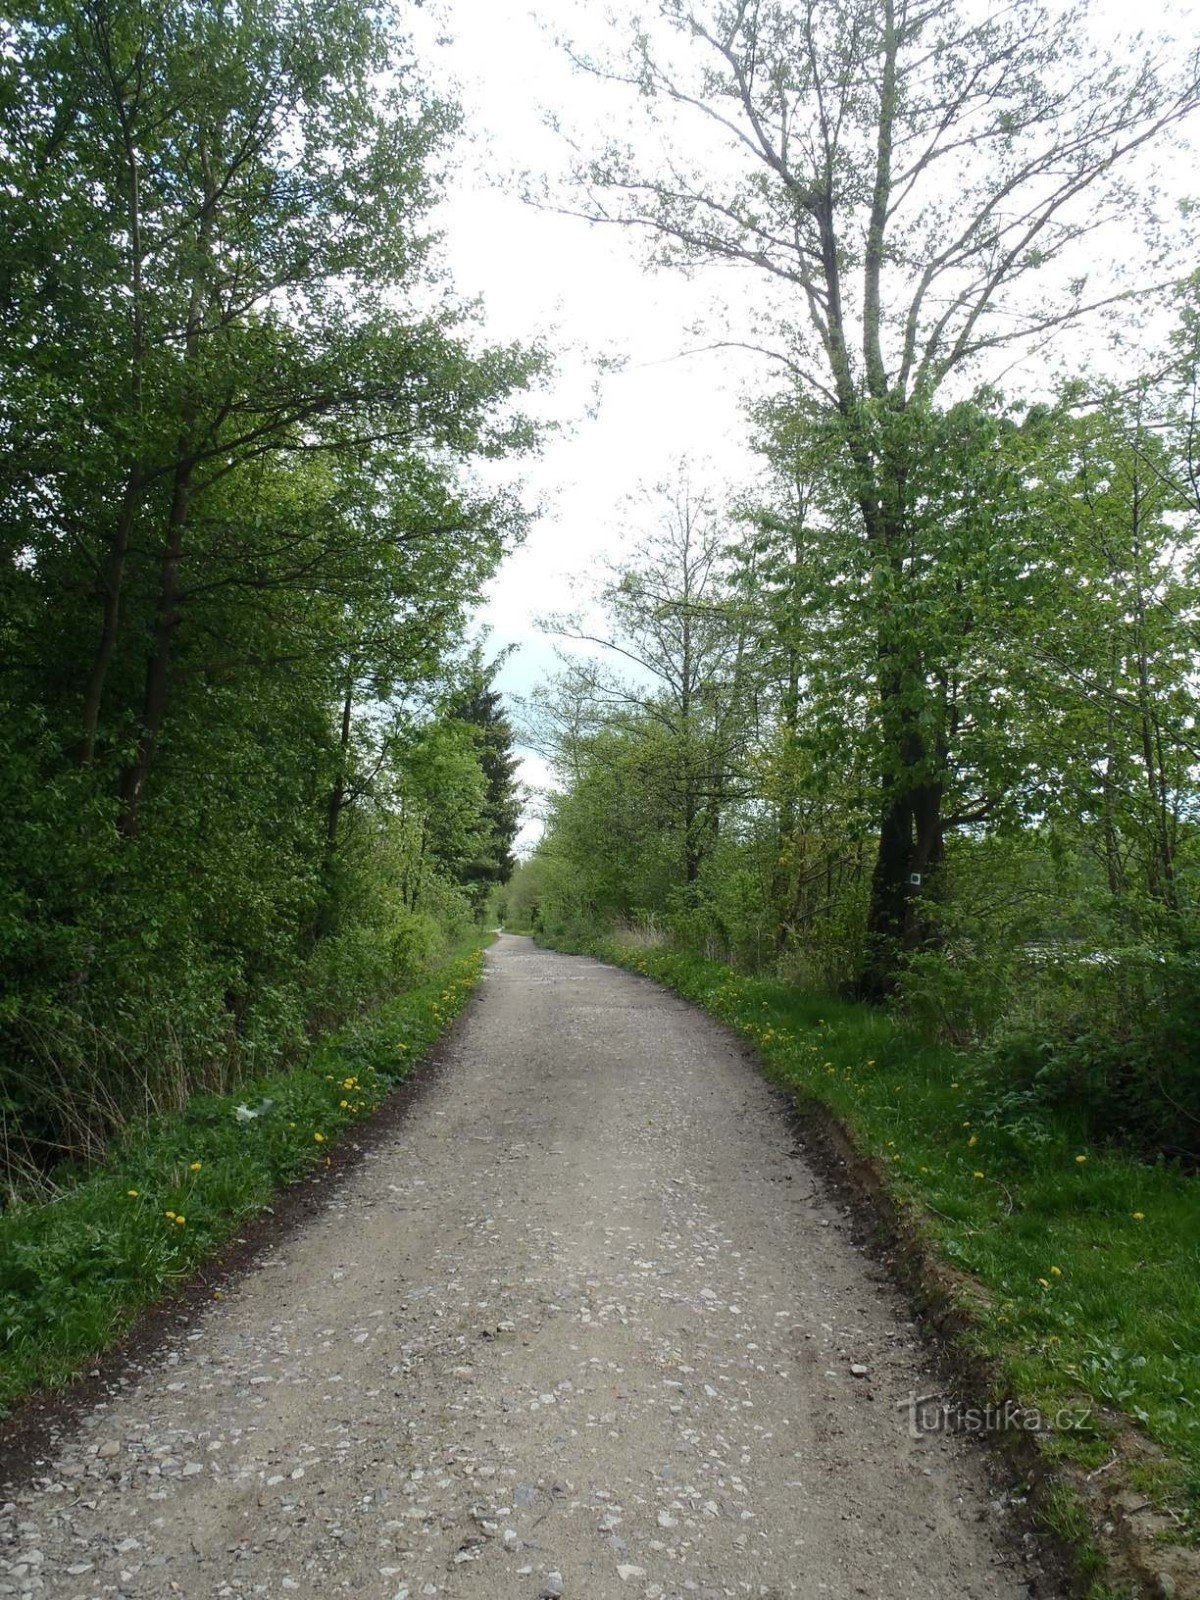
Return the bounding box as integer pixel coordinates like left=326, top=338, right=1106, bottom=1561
left=0, top=939, right=487, bottom=1416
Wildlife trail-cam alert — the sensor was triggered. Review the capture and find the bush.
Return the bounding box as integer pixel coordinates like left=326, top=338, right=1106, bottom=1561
left=982, top=947, right=1200, bottom=1162
left=899, top=941, right=1023, bottom=1043
left=0, top=940, right=486, bottom=1411
left=301, top=909, right=447, bottom=1030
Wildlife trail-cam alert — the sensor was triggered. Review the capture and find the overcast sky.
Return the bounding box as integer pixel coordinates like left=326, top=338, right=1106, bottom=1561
left=404, top=0, right=773, bottom=845
left=413, top=0, right=1195, bottom=849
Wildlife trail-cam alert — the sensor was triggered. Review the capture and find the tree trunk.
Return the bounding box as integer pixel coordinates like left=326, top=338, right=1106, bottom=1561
left=315, top=672, right=355, bottom=939
left=1101, top=636, right=1125, bottom=895
left=771, top=635, right=802, bottom=954
left=80, top=52, right=148, bottom=764
left=857, top=572, right=946, bottom=999
left=115, top=137, right=214, bottom=834
left=858, top=778, right=944, bottom=1000
left=80, top=467, right=142, bottom=763
left=683, top=777, right=701, bottom=885
left=116, top=453, right=194, bottom=836
left=1128, top=458, right=1178, bottom=911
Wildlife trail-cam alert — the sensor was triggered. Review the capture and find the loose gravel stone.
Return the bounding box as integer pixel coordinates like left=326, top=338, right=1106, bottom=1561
left=0, top=936, right=1054, bottom=1599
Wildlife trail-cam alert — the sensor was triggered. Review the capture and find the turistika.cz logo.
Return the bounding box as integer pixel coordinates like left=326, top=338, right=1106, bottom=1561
left=897, top=1393, right=1092, bottom=1440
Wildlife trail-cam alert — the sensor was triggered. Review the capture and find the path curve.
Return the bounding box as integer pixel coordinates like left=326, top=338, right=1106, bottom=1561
left=1, top=936, right=1051, bottom=1599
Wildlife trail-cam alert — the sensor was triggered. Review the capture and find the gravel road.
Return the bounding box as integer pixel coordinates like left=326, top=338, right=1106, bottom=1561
left=1, top=935, right=1053, bottom=1600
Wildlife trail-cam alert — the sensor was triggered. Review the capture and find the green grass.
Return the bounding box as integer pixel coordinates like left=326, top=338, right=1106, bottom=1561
left=0, top=940, right=487, bottom=1415
left=548, top=934, right=1200, bottom=1533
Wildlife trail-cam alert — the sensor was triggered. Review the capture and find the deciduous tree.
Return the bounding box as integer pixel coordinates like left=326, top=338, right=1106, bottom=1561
left=561, top=0, right=1200, bottom=993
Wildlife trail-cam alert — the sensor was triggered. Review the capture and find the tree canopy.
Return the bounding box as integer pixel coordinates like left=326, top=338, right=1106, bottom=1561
left=0, top=0, right=536, bottom=1180
left=510, top=0, right=1200, bottom=1158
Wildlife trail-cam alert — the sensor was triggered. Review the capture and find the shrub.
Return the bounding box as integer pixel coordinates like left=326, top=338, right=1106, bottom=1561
left=981, top=947, right=1200, bottom=1162
left=899, top=942, right=1024, bottom=1043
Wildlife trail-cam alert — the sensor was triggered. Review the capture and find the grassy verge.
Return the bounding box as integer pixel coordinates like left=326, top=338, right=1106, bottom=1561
left=0, top=938, right=487, bottom=1417
left=542, top=933, right=1200, bottom=1568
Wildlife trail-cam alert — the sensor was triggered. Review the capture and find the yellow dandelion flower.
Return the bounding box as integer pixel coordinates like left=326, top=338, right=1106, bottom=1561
left=176, top=1215, right=186, bottom=1226
left=1075, top=1154, right=1087, bottom=1164
left=339, top=1099, right=349, bottom=1109
left=1038, top=1277, right=1050, bottom=1289
left=314, top=1132, right=325, bottom=1144
left=165, top=1209, right=176, bottom=1219
left=189, top=1161, right=202, bottom=1172
left=1132, top=1211, right=1145, bottom=1221
left=1049, top=1266, right=1062, bottom=1277
left=972, top=1170, right=985, bottom=1180
left=127, top=1189, right=139, bottom=1198
left=968, top=1135, right=978, bottom=1148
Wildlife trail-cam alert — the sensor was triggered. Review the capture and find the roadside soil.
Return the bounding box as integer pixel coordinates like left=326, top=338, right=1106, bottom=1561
left=0, top=935, right=1057, bottom=1600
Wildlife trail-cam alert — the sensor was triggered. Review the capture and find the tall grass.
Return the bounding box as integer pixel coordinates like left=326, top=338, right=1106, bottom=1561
left=0, top=940, right=486, bottom=1415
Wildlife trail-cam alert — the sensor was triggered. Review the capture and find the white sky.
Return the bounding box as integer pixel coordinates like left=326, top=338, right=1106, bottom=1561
left=412, top=0, right=1197, bottom=850
left=409, top=0, right=768, bottom=846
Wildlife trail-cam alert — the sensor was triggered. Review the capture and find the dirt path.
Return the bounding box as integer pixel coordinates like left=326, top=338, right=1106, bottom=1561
left=2, top=936, right=1052, bottom=1600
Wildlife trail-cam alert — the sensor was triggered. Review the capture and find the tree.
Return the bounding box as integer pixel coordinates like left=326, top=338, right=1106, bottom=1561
left=0, top=0, right=539, bottom=829
left=309, top=465, right=523, bottom=938
left=544, top=469, right=752, bottom=888
left=1008, top=391, right=1200, bottom=915
left=738, top=391, right=1051, bottom=973
left=561, top=0, right=1200, bottom=994
left=0, top=0, right=542, bottom=1174
left=447, top=650, right=525, bottom=908
left=728, top=419, right=875, bottom=963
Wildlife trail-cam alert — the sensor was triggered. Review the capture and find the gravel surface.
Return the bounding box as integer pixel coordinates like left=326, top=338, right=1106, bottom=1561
left=1, top=935, right=1054, bottom=1599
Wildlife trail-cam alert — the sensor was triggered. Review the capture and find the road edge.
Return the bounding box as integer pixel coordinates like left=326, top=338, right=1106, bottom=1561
left=0, top=968, right=487, bottom=1494
left=546, top=934, right=1195, bottom=1600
